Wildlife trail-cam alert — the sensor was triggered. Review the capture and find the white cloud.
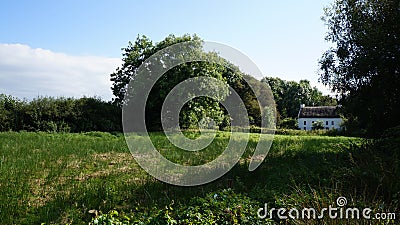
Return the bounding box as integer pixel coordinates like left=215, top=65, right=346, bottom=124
left=0, top=43, right=121, bottom=101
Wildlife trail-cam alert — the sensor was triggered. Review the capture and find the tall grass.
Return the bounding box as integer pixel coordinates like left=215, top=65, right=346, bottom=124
left=0, top=131, right=397, bottom=224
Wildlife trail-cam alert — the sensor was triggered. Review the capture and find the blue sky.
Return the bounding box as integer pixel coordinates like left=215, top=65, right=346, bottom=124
left=0, top=0, right=333, bottom=100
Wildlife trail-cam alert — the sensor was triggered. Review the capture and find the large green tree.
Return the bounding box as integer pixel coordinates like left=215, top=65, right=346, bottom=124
left=110, top=34, right=277, bottom=130
left=319, top=0, right=400, bottom=136
left=110, top=34, right=245, bottom=130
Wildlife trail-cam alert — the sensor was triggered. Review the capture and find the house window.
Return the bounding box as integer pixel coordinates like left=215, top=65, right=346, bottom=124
left=303, top=121, right=306, bottom=125
left=326, top=121, right=329, bottom=126
left=312, top=121, right=314, bottom=124
left=303, top=127, right=306, bottom=130
left=326, top=127, right=329, bottom=130
left=331, top=121, right=334, bottom=125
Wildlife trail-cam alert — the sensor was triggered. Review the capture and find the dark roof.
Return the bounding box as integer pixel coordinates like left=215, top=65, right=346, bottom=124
left=298, top=106, right=340, bottom=118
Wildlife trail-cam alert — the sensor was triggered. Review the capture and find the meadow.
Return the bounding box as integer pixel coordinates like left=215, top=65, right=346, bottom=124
left=0, top=131, right=398, bottom=224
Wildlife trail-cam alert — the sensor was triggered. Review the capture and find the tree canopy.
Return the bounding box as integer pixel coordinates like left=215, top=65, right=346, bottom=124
left=262, top=77, right=337, bottom=120
left=0, top=94, right=121, bottom=132
left=319, top=0, right=400, bottom=136
left=110, top=34, right=337, bottom=131
left=110, top=34, right=251, bottom=130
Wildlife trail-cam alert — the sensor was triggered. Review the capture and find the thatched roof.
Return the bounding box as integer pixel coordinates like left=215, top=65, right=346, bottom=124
left=298, top=106, right=340, bottom=118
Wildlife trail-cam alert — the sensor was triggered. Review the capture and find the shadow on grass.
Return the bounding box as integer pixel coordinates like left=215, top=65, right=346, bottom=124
left=26, top=136, right=399, bottom=224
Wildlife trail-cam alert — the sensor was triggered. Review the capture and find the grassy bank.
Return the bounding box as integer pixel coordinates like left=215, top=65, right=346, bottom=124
left=0, top=131, right=398, bottom=224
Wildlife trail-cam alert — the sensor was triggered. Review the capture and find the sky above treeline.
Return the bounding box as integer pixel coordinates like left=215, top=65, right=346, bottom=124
left=0, top=0, right=333, bottom=100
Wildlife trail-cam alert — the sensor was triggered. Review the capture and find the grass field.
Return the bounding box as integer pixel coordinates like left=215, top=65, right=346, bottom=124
left=0, top=131, right=398, bottom=224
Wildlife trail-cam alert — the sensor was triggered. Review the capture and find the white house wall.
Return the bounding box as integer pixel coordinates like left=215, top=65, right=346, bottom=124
left=298, top=118, right=343, bottom=131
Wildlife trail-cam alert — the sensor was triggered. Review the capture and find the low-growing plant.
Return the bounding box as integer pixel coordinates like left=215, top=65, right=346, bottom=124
left=90, top=189, right=274, bottom=225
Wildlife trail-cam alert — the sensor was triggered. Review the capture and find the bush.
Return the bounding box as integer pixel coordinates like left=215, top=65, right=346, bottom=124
left=0, top=94, right=24, bottom=131
left=278, top=117, right=297, bottom=129
left=274, top=128, right=342, bottom=136
left=90, top=189, right=273, bottom=225
left=338, top=126, right=400, bottom=204
left=0, top=94, right=122, bottom=133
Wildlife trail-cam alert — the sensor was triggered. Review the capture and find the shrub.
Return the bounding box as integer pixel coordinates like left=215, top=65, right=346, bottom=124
left=278, top=117, right=297, bottom=129
left=0, top=94, right=122, bottom=133
left=311, top=120, right=324, bottom=130
left=90, top=189, right=274, bottom=225
left=338, top=126, right=400, bottom=204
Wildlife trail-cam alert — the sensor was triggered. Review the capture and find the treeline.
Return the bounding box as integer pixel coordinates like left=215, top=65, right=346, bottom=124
left=262, top=77, right=337, bottom=129
left=110, top=34, right=276, bottom=131
left=0, top=94, right=121, bottom=132
left=110, top=34, right=337, bottom=131
left=263, top=78, right=336, bottom=118
left=0, top=77, right=335, bottom=133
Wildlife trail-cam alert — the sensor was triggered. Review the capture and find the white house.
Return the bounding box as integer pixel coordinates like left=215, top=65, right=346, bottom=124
left=297, top=105, right=343, bottom=131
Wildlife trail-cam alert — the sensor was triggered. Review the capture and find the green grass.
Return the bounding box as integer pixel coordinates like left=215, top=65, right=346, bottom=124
left=0, top=131, right=398, bottom=224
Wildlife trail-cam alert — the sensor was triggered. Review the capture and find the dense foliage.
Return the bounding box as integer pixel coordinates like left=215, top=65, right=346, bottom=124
left=1, top=34, right=337, bottom=133
left=0, top=76, right=333, bottom=133
left=110, top=34, right=279, bottom=130
left=110, top=34, right=337, bottom=131
left=319, top=0, right=400, bottom=137
left=90, top=189, right=269, bottom=225
left=0, top=94, right=121, bottom=132
left=111, top=34, right=248, bottom=130
left=261, top=77, right=337, bottom=128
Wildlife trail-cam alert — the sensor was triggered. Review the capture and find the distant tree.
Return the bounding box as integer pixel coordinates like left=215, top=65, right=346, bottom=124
left=0, top=95, right=122, bottom=133
left=74, top=97, right=122, bottom=132
left=319, top=0, right=400, bottom=136
left=261, top=77, right=336, bottom=120
left=229, top=75, right=275, bottom=127
left=0, top=94, right=24, bottom=131
left=262, top=106, right=277, bottom=129
left=279, top=117, right=298, bottom=129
